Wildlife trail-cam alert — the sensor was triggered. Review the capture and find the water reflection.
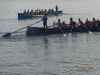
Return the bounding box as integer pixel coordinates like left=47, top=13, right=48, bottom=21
left=43, top=38, right=49, bottom=49
left=43, top=38, right=52, bottom=74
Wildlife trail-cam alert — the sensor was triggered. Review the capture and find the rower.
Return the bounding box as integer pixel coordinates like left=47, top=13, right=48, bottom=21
left=32, top=10, right=34, bottom=15
left=62, top=21, right=67, bottom=28
left=77, top=18, right=85, bottom=27
left=36, top=9, right=39, bottom=15
left=27, top=10, right=30, bottom=14
left=91, top=17, right=97, bottom=26
left=56, top=19, right=62, bottom=27
left=48, top=9, right=52, bottom=14
left=41, top=9, right=44, bottom=14
left=44, top=9, right=48, bottom=14
left=85, top=18, right=91, bottom=28
left=97, top=19, right=100, bottom=28
left=39, top=9, right=42, bottom=14
left=69, top=17, right=76, bottom=28
left=30, top=10, right=34, bottom=15
left=91, top=18, right=98, bottom=30
left=23, top=9, right=26, bottom=14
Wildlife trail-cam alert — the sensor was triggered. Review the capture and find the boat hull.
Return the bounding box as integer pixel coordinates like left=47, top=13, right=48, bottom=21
left=26, top=26, right=99, bottom=36
left=18, top=11, right=63, bottom=19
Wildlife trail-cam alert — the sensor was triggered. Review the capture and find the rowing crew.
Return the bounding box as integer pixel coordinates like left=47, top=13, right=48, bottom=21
left=23, top=5, right=59, bottom=15
left=42, top=14, right=100, bottom=29
left=23, top=9, right=54, bottom=15
left=50, top=17, right=100, bottom=29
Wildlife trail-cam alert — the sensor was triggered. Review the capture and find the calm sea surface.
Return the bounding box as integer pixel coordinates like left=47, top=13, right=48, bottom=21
left=0, top=0, right=100, bottom=75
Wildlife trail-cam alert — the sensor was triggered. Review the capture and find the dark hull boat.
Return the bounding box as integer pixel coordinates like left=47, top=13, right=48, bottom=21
left=26, top=26, right=99, bottom=36
left=18, top=11, right=63, bottom=19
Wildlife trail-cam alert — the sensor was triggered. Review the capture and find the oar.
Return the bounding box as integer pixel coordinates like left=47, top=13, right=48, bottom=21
left=59, top=27, right=66, bottom=37
left=3, top=20, right=42, bottom=37
left=84, top=25, right=92, bottom=33
left=69, top=26, right=73, bottom=35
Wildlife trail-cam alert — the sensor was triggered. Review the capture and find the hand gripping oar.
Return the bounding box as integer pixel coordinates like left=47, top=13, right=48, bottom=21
left=59, top=27, right=66, bottom=37
left=84, top=25, right=92, bottom=33
left=3, top=20, right=42, bottom=37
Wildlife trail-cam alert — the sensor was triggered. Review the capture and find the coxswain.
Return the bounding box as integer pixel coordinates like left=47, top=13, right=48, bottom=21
left=55, top=5, right=59, bottom=12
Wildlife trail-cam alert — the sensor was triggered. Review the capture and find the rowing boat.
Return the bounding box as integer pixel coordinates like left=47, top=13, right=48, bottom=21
left=18, top=10, right=63, bottom=19
left=26, top=26, right=99, bottom=36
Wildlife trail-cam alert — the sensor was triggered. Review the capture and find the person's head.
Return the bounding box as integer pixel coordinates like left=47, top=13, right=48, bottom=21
left=62, top=21, right=65, bottom=24
left=93, top=17, right=95, bottom=21
left=58, top=19, right=61, bottom=22
left=78, top=18, right=81, bottom=21
left=70, top=17, right=73, bottom=21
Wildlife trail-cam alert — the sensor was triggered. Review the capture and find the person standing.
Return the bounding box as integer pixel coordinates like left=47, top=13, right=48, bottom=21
left=42, top=14, right=48, bottom=29
left=55, top=5, right=58, bottom=12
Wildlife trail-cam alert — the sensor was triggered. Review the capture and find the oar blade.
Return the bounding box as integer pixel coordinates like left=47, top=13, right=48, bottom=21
left=3, top=33, right=12, bottom=37
left=63, top=34, right=66, bottom=37
left=89, top=31, right=92, bottom=33
left=69, top=33, right=71, bottom=35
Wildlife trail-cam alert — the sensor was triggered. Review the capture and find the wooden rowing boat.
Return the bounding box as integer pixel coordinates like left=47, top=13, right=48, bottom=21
left=18, top=10, right=63, bottom=19
left=26, top=26, right=99, bottom=36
